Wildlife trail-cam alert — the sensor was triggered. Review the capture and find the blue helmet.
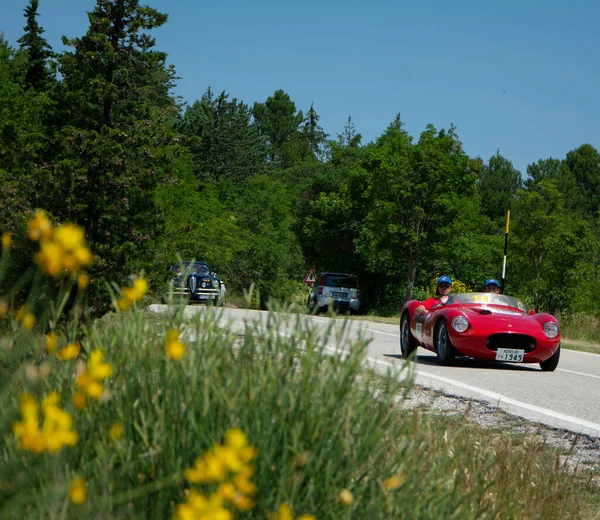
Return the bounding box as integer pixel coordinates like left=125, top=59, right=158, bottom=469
left=485, top=278, right=499, bottom=287
left=437, top=275, right=452, bottom=285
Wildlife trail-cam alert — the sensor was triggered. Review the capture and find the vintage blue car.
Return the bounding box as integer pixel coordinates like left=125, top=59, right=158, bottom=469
left=167, top=261, right=226, bottom=305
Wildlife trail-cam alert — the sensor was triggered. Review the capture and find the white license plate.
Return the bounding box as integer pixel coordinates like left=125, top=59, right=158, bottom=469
left=196, top=294, right=215, bottom=300
left=496, top=348, right=525, bottom=362
left=331, top=291, right=348, bottom=298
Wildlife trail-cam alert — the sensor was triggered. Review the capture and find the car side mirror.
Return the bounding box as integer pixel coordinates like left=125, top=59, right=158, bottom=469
left=528, top=310, right=535, bottom=315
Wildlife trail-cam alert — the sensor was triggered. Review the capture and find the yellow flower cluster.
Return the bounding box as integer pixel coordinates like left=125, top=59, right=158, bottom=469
left=73, top=349, right=113, bottom=408
left=383, top=473, right=407, bottom=490
left=1, top=231, right=11, bottom=249
left=16, top=305, right=36, bottom=330
left=338, top=489, right=353, bottom=506
left=58, top=342, right=81, bottom=361
left=70, top=476, right=87, bottom=504
left=116, top=277, right=148, bottom=311
left=12, top=392, right=79, bottom=454
left=28, top=211, right=92, bottom=279
left=109, top=422, right=124, bottom=442
left=176, top=428, right=258, bottom=519
left=165, top=329, right=186, bottom=360
left=268, top=503, right=316, bottom=520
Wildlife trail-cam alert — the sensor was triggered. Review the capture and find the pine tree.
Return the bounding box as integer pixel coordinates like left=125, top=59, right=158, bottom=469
left=17, top=0, right=53, bottom=91
left=53, top=0, right=179, bottom=288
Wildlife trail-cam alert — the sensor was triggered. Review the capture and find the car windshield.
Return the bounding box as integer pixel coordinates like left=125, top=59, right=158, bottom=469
left=324, top=274, right=357, bottom=288
left=450, top=292, right=527, bottom=312
left=170, top=262, right=210, bottom=275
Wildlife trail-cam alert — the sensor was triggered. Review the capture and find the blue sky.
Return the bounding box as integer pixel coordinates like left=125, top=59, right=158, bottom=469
left=2, top=0, right=599, bottom=175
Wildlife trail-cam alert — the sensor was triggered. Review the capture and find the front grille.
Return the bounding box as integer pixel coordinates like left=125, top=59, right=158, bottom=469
left=486, top=333, right=536, bottom=352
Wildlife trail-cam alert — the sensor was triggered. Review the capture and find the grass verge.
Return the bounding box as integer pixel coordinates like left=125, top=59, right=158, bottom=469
left=1, top=303, right=598, bottom=519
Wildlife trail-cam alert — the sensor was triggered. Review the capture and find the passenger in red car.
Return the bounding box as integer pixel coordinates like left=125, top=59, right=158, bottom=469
left=414, top=275, right=452, bottom=317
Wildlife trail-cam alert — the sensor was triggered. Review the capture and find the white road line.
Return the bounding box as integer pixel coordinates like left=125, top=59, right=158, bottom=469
left=557, top=368, right=600, bottom=380
left=374, top=356, right=600, bottom=434
left=562, top=348, right=600, bottom=357
left=364, top=328, right=399, bottom=338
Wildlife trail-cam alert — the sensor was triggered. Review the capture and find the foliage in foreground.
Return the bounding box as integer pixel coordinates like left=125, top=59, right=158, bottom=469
left=0, top=221, right=598, bottom=519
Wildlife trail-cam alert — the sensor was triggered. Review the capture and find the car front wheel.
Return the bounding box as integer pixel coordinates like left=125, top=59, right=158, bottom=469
left=540, top=344, right=560, bottom=372
left=400, top=312, right=417, bottom=359
left=435, top=320, right=456, bottom=365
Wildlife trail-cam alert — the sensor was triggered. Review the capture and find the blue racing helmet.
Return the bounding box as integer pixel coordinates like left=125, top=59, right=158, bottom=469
left=485, top=278, right=499, bottom=287
left=437, top=275, right=452, bottom=285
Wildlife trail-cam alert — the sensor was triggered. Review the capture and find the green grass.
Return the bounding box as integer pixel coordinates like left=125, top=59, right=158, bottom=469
left=1, top=302, right=599, bottom=519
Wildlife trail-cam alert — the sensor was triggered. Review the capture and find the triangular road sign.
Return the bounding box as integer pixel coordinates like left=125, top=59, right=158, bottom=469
left=303, top=267, right=317, bottom=286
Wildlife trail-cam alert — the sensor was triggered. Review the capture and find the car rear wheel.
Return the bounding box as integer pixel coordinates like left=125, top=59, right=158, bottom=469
left=400, top=312, right=417, bottom=359
left=540, top=344, right=560, bottom=372
left=435, top=320, right=456, bottom=365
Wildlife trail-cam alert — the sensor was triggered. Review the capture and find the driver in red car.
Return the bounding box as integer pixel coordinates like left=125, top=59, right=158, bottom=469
left=484, top=278, right=500, bottom=293
left=414, top=275, right=453, bottom=317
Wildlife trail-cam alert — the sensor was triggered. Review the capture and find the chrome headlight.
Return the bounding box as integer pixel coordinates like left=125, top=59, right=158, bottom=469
left=543, top=322, right=559, bottom=339
left=452, top=316, right=469, bottom=333
left=212, top=279, right=220, bottom=289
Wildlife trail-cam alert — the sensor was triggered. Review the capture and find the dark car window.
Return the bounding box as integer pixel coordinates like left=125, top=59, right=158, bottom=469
left=324, top=274, right=357, bottom=288
left=191, top=263, right=210, bottom=275
left=170, top=262, right=210, bottom=275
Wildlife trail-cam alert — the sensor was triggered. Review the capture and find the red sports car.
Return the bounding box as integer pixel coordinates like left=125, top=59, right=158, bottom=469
left=399, top=293, right=561, bottom=371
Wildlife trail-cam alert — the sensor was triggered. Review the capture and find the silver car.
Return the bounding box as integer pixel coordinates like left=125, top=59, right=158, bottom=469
left=307, top=272, right=361, bottom=314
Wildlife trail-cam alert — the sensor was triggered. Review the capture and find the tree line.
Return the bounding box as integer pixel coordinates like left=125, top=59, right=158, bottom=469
left=1, top=0, right=599, bottom=316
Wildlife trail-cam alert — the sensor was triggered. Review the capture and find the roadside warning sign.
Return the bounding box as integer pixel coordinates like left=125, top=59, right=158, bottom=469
left=303, top=267, right=317, bottom=286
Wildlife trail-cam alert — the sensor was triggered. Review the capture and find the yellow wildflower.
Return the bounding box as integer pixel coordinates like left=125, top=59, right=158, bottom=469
left=77, top=273, right=89, bottom=290
left=41, top=393, right=79, bottom=452
left=230, top=493, right=256, bottom=511
left=109, top=422, right=124, bottom=442
left=338, top=489, right=353, bottom=506
left=27, top=211, right=53, bottom=241
left=11, top=393, right=45, bottom=453
left=72, top=391, right=86, bottom=410
left=45, top=332, right=58, bottom=354
left=122, top=277, right=148, bottom=301
left=116, top=297, right=133, bottom=311
left=117, top=276, right=148, bottom=311
left=384, top=473, right=408, bottom=490
left=54, top=224, right=85, bottom=251
left=58, top=342, right=80, bottom=361
left=16, top=306, right=35, bottom=330
left=174, top=490, right=232, bottom=520
left=12, top=392, right=79, bottom=454
left=232, top=472, right=257, bottom=496
left=225, top=428, right=248, bottom=450
left=269, top=503, right=293, bottom=520
left=87, top=349, right=113, bottom=379
left=31, top=219, right=92, bottom=278
left=1, top=232, right=11, bottom=249
left=69, top=477, right=87, bottom=504
left=76, top=349, right=113, bottom=399
left=35, top=240, right=63, bottom=277
left=165, top=329, right=185, bottom=360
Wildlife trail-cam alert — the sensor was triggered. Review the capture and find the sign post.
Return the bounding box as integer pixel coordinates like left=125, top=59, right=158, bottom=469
left=501, top=210, right=510, bottom=294
left=303, top=268, right=317, bottom=287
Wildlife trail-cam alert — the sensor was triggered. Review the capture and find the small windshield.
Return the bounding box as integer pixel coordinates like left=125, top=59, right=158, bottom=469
left=324, top=274, right=357, bottom=288
left=449, top=292, right=526, bottom=312
left=170, top=262, right=210, bottom=275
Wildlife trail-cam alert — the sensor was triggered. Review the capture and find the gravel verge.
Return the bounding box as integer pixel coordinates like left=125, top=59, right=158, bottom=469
left=404, top=384, right=600, bottom=474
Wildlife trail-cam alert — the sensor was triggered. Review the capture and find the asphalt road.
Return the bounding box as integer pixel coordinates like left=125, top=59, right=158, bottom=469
left=149, top=305, right=600, bottom=438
